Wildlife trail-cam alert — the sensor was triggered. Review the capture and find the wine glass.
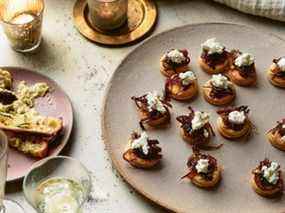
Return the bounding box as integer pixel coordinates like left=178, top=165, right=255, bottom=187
left=23, top=156, right=91, bottom=213
left=0, top=130, right=25, bottom=213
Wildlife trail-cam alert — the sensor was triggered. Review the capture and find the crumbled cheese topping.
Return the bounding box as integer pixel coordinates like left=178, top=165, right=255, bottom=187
left=281, top=135, right=285, bottom=143
left=191, top=111, right=210, bottom=131
left=234, top=53, right=254, bottom=67
left=195, top=159, right=209, bottom=174
left=261, top=162, right=280, bottom=185
left=228, top=111, right=246, bottom=125
left=201, top=38, right=224, bottom=55
left=146, top=91, right=166, bottom=113
left=131, top=132, right=149, bottom=155
left=178, top=71, right=196, bottom=86
left=166, top=49, right=186, bottom=64
left=210, top=74, right=229, bottom=89
left=277, top=57, right=285, bottom=71
left=203, top=129, right=209, bottom=138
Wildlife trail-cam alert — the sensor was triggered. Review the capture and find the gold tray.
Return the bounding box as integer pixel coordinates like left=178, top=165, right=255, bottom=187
left=73, top=0, right=157, bottom=46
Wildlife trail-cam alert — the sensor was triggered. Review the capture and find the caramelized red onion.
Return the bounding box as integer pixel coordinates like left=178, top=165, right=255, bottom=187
left=201, top=49, right=228, bottom=68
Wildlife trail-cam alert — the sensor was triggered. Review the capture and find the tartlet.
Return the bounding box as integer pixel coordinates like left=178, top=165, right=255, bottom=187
left=227, top=50, right=257, bottom=86
left=165, top=70, right=198, bottom=101
left=216, top=105, right=252, bottom=139
left=267, top=119, right=285, bottom=151
left=251, top=159, right=283, bottom=197
left=203, top=74, right=236, bottom=106
left=267, top=57, right=285, bottom=88
left=123, top=131, right=162, bottom=169
left=131, top=91, right=171, bottom=130
left=182, top=149, right=222, bottom=188
left=199, top=38, right=229, bottom=74
left=160, top=49, right=190, bottom=77
left=176, top=107, right=221, bottom=149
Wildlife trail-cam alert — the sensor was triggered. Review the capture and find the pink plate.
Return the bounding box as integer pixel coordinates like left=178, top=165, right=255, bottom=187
left=1, top=67, right=73, bottom=182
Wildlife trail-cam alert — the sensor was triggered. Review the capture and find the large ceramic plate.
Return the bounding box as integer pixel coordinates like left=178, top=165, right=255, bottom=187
left=103, top=23, right=285, bottom=212
left=1, top=67, right=73, bottom=182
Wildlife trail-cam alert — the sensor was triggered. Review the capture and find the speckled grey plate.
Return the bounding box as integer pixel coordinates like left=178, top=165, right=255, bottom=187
left=103, top=23, right=285, bottom=213
left=1, top=67, right=73, bottom=182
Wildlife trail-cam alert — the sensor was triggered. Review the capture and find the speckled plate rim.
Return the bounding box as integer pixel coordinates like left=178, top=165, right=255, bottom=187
left=101, top=22, right=285, bottom=212
left=1, top=66, right=74, bottom=182
left=73, top=0, right=158, bottom=46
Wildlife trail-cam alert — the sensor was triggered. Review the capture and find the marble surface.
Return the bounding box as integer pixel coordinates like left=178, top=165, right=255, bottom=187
left=0, top=0, right=284, bottom=212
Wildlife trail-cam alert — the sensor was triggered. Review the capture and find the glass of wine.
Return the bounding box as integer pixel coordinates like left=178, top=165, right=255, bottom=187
left=0, top=130, right=25, bottom=213
left=23, top=156, right=91, bottom=213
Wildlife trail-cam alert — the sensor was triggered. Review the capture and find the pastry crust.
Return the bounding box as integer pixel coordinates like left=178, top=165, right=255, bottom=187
left=167, top=80, right=198, bottom=101
left=198, top=57, right=228, bottom=74
left=139, top=108, right=170, bottom=127
left=123, top=149, right=160, bottom=169
left=160, top=59, right=189, bottom=77
left=217, top=117, right=251, bottom=139
left=180, top=127, right=210, bottom=145
left=267, top=130, right=285, bottom=151
left=202, top=80, right=236, bottom=106
left=251, top=174, right=282, bottom=197
left=191, top=167, right=222, bottom=188
left=227, top=68, right=257, bottom=87
left=267, top=67, right=285, bottom=88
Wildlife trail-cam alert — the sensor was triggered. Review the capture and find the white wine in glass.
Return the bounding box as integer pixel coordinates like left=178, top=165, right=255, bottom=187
left=0, top=130, right=25, bottom=213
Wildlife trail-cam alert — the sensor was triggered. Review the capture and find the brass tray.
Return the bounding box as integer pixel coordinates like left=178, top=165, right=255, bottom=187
left=73, top=0, right=157, bottom=46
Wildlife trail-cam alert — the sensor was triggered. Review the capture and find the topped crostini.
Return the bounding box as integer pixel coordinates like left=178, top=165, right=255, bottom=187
left=267, top=57, right=285, bottom=88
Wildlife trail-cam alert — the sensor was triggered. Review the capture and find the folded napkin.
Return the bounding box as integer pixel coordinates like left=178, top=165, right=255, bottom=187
left=213, top=0, right=285, bottom=22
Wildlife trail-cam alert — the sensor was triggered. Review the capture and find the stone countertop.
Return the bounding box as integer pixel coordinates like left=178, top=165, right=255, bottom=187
left=1, top=0, right=284, bottom=212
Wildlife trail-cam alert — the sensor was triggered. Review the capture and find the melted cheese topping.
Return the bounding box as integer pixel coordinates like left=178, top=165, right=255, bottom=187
left=195, top=159, right=209, bottom=174
left=228, top=111, right=246, bottom=125
left=178, top=71, right=196, bottom=86
left=191, top=111, right=210, bottom=131
left=201, top=38, right=224, bottom=55
left=234, top=53, right=254, bottom=67
left=131, top=132, right=149, bottom=155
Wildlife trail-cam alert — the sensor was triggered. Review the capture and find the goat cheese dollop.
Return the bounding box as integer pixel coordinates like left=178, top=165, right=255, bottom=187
left=191, top=111, right=210, bottom=131
left=131, top=132, right=150, bottom=155
left=201, top=38, right=224, bottom=55
left=234, top=53, right=254, bottom=67
left=179, top=71, right=196, bottom=86
left=166, top=49, right=186, bottom=64
left=210, top=74, right=229, bottom=89
left=277, top=57, right=285, bottom=72
left=228, top=111, right=246, bottom=125
left=146, top=91, right=166, bottom=113
left=195, top=159, right=209, bottom=174
left=261, top=162, right=280, bottom=185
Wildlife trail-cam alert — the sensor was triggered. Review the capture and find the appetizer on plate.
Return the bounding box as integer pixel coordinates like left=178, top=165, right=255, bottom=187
left=203, top=74, right=236, bottom=106
left=199, top=38, right=229, bottom=74
left=267, top=119, right=285, bottom=151
left=267, top=57, right=285, bottom=88
left=160, top=49, right=190, bottom=77
left=123, top=131, right=162, bottom=169
left=251, top=159, right=283, bottom=197
left=228, top=50, right=257, bottom=86
left=165, top=70, right=198, bottom=101
left=0, top=69, right=63, bottom=158
left=176, top=107, right=221, bottom=149
left=216, top=105, right=252, bottom=139
left=182, top=148, right=222, bottom=188
left=131, top=91, right=171, bottom=130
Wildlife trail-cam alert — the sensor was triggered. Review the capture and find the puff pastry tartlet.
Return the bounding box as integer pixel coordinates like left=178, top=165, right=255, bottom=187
left=182, top=149, right=222, bottom=188
left=199, top=38, right=229, bottom=74
left=123, top=131, right=162, bottom=169
left=251, top=159, right=283, bottom=197
left=217, top=105, right=252, bottom=139
left=165, top=70, right=198, bottom=101
left=132, top=91, right=171, bottom=130
left=267, top=119, right=285, bottom=151
left=160, top=49, right=190, bottom=77
left=176, top=107, right=221, bottom=149
left=267, top=57, right=285, bottom=88
left=203, top=74, right=236, bottom=106
left=228, top=50, right=257, bottom=86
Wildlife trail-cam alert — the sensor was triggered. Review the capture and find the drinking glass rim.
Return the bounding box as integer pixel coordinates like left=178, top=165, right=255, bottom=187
left=0, top=130, right=8, bottom=161
left=0, top=0, right=45, bottom=26
left=23, top=155, right=92, bottom=211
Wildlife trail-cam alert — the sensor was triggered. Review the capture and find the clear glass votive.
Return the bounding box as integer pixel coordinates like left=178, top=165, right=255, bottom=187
left=87, top=0, right=128, bottom=31
left=0, top=0, right=44, bottom=52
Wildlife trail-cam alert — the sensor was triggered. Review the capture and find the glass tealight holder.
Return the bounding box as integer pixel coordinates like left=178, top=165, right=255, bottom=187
left=87, top=0, right=128, bottom=31
left=0, top=0, right=44, bottom=52
left=23, top=156, right=91, bottom=213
